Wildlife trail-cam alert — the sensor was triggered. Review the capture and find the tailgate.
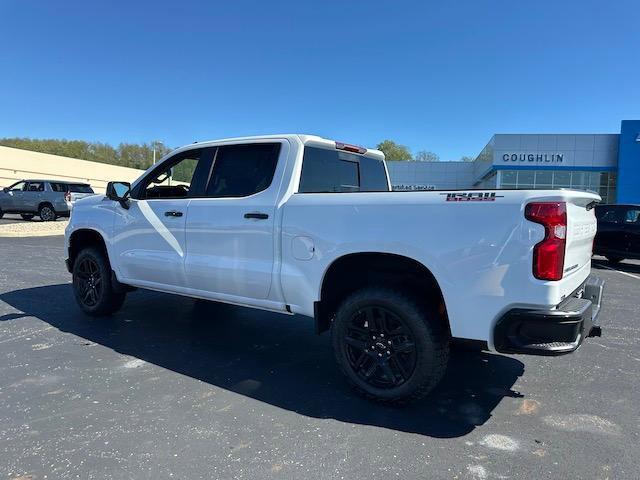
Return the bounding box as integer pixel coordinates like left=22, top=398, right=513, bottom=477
left=564, top=193, right=598, bottom=278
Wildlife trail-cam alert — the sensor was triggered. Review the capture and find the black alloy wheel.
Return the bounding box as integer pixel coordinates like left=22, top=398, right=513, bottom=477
left=344, top=305, right=417, bottom=389
left=74, top=256, right=103, bottom=308
left=72, top=247, right=127, bottom=316
left=332, top=287, right=449, bottom=404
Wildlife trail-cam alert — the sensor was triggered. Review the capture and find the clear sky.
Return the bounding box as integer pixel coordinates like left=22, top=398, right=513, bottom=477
left=1, top=0, right=638, bottom=160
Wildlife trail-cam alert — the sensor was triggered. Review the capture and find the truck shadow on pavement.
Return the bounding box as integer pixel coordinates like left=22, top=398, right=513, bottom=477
left=592, top=258, right=640, bottom=275
left=1, top=284, right=525, bottom=439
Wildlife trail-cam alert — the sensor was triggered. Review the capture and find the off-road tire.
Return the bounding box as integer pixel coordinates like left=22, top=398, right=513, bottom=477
left=331, top=287, right=449, bottom=404
left=72, top=247, right=126, bottom=316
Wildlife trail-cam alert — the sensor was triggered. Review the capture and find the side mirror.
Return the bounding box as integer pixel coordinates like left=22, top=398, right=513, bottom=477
left=106, top=181, right=131, bottom=209
left=2, top=187, right=8, bottom=193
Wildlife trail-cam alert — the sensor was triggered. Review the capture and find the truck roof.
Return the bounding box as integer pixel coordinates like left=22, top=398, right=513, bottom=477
left=178, top=134, right=385, bottom=160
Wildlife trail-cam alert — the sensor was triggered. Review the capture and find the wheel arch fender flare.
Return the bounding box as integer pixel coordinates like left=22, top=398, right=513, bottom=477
left=68, top=228, right=113, bottom=272
left=314, top=252, right=450, bottom=335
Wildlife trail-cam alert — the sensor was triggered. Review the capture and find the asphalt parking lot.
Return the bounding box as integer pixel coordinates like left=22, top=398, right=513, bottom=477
left=1, top=235, right=639, bottom=480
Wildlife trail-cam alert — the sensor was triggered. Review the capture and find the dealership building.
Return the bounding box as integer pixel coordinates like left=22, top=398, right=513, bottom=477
left=387, top=120, right=640, bottom=204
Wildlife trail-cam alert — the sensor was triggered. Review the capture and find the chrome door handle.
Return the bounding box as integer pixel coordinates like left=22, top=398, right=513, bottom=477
left=164, top=210, right=183, bottom=217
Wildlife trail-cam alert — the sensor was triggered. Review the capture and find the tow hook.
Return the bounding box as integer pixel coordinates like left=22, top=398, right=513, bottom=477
left=588, top=326, right=602, bottom=338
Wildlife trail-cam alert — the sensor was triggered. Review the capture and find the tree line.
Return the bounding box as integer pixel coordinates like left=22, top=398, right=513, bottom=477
left=0, top=137, right=172, bottom=171
left=0, top=137, right=474, bottom=167
left=376, top=139, right=474, bottom=162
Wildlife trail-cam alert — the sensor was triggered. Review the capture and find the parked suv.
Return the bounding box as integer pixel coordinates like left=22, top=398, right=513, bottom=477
left=594, top=204, right=640, bottom=264
left=0, top=180, right=95, bottom=221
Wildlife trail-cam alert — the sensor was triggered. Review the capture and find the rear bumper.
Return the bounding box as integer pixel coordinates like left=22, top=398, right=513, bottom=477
left=493, top=275, right=604, bottom=355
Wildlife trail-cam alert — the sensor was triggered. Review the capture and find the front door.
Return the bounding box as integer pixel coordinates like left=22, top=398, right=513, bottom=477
left=185, top=142, right=285, bottom=300
left=3, top=181, right=27, bottom=212
left=111, top=148, right=213, bottom=289
left=595, top=206, right=626, bottom=257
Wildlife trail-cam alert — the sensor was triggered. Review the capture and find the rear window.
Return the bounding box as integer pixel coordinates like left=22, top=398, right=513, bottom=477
left=69, top=184, right=94, bottom=193
left=298, top=146, right=389, bottom=193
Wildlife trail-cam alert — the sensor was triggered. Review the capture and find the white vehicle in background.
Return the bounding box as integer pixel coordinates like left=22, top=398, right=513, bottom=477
left=64, top=134, right=604, bottom=403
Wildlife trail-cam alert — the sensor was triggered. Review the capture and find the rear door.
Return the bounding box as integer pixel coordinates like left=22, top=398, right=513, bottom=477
left=184, top=141, right=285, bottom=300
left=24, top=181, right=45, bottom=212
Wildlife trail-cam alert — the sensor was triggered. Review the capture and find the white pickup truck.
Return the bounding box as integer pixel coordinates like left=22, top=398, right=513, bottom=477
left=65, top=134, right=604, bottom=403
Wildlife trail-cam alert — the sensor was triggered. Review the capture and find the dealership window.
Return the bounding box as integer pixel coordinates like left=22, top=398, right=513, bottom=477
left=497, top=170, right=617, bottom=203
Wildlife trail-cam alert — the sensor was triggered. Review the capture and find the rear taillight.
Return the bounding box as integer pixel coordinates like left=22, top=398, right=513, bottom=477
left=336, top=142, right=367, bottom=154
left=525, top=202, right=567, bottom=281
left=64, top=192, right=71, bottom=202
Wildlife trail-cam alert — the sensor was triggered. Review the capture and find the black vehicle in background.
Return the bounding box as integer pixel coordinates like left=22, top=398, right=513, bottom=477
left=594, top=204, right=640, bottom=264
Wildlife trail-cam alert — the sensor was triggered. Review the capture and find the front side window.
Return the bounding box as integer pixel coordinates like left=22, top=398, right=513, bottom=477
left=138, top=150, right=203, bottom=200
left=624, top=209, right=640, bottom=224
left=204, top=143, right=280, bottom=198
left=299, top=146, right=388, bottom=193
left=9, top=181, right=27, bottom=192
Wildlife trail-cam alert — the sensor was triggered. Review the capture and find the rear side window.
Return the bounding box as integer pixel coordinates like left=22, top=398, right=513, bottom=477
left=50, top=183, right=67, bottom=192
left=299, top=147, right=388, bottom=193
left=26, top=182, right=44, bottom=192
left=596, top=207, right=621, bottom=223
left=205, top=143, right=281, bottom=198
left=69, top=184, right=94, bottom=193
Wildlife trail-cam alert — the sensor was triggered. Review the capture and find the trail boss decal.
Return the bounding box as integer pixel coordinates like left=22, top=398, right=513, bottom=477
left=441, top=192, right=505, bottom=202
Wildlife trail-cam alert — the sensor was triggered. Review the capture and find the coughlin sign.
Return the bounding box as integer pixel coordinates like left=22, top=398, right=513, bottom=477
left=502, top=153, right=564, bottom=163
